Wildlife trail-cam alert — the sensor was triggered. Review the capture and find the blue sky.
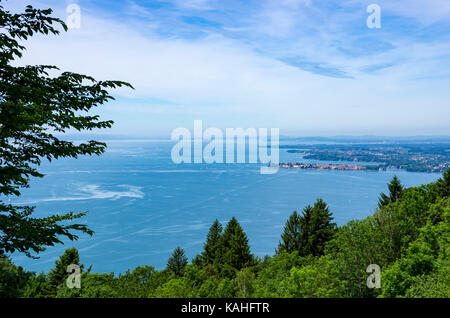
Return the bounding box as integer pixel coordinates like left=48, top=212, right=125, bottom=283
left=6, top=0, right=450, bottom=136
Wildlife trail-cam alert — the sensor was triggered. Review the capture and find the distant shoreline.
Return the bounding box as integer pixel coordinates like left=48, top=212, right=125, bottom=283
left=279, top=162, right=371, bottom=171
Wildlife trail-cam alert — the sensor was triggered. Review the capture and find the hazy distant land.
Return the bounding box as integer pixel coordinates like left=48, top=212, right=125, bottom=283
left=280, top=141, right=450, bottom=173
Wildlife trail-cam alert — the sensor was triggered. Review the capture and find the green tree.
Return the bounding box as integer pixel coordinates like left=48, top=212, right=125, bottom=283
left=435, top=167, right=450, bottom=198
left=277, top=200, right=335, bottom=257
left=325, top=219, right=386, bottom=298
left=56, top=272, right=117, bottom=298
left=114, top=266, right=162, bottom=298
left=378, top=175, right=404, bottom=209
left=166, top=246, right=188, bottom=277
left=201, top=219, right=223, bottom=266
left=407, top=265, right=450, bottom=298
left=381, top=201, right=450, bottom=298
left=215, top=278, right=236, bottom=297
left=276, top=211, right=301, bottom=254
left=221, top=217, right=254, bottom=271
left=298, top=205, right=313, bottom=256
left=22, top=272, right=51, bottom=298
left=381, top=241, right=436, bottom=298
left=235, top=267, right=255, bottom=297
left=155, top=277, right=193, bottom=298
left=278, top=255, right=344, bottom=298
left=197, top=276, right=221, bottom=298
left=303, top=199, right=336, bottom=257
left=47, top=247, right=83, bottom=296
left=0, top=255, right=32, bottom=297
left=253, top=252, right=313, bottom=297
left=0, top=2, right=132, bottom=258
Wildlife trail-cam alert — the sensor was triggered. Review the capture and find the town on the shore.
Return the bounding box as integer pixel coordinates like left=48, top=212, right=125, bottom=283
left=279, top=162, right=368, bottom=171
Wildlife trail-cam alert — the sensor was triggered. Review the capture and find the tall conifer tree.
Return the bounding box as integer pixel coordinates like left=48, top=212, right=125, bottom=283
left=307, top=199, right=336, bottom=256
left=278, top=200, right=336, bottom=257
left=378, top=175, right=404, bottom=209
left=166, top=246, right=188, bottom=276
left=221, top=217, right=253, bottom=270
left=435, top=168, right=450, bottom=198
left=48, top=247, right=81, bottom=295
left=201, top=219, right=223, bottom=265
left=277, top=211, right=301, bottom=254
left=299, top=205, right=313, bottom=256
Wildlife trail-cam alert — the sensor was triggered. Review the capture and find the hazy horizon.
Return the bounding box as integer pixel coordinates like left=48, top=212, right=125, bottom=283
left=58, top=132, right=450, bottom=140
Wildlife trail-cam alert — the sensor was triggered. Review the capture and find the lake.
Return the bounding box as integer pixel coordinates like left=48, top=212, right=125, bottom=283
left=11, top=140, right=441, bottom=273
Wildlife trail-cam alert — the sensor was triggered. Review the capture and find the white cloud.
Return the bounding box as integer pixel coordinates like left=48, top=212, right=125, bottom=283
left=346, top=0, right=450, bottom=25
left=171, top=0, right=214, bottom=10
left=6, top=1, right=450, bottom=135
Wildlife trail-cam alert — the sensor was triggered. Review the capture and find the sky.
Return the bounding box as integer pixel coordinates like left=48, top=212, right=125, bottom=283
left=4, top=0, right=450, bottom=137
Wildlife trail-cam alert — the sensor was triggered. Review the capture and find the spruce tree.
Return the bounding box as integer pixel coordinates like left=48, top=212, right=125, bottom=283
left=278, top=200, right=336, bottom=257
left=221, top=217, right=254, bottom=270
left=307, top=198, right=337, bottom=256
left=166, top=246, right=188, bottom=276
left=298, top=205, right=313, bottom=256
left=277, top=211, right=301, bottom=254
left=48, top=247, right=81, bottom=295
left=378, top=175, right=404, bottom=209
left=201, top=219, right=223, bottom=265
left=436, top=168, right=450, bottom=198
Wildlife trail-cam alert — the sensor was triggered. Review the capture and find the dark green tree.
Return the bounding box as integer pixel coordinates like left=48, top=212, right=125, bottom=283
left=221, top=217, right=254, bottom=270
left=201, top=219, right=223, bottom=266
left=0, top=255, right=32, bottom=297
left=298, top=205, right=313, bottom=256
left=276, top=211, right=301, bottom=254
left=378, top=175, right=404, bottom=209
left=48, top=247, right=83, bottom=296
left=303, top=199, right=336, bottom=257
left=166, top=246, right=188, bottom=277
left=0, top=2, right=133, bottom=257
left=22, top=272, right=51, bottom=298
left=56, top=272, right=117, bottom=298
left=115, top=266, right=170, bottom=298
left=277, top=201, right=335, bottom=257
left=435, top=167, right=450, bottom=198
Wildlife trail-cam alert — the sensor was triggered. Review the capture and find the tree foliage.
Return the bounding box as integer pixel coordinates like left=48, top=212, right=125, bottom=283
left=221, top=217, right=254, bottom=271
left=0, top=256, right=31, bottom=297
left=47, top=247, right=82, bottom=296
left=278, top=199, right=336, bottom=257
left=166, top=246, right=188, bottom=277
left=378, top=175, right=404, bottom=209
left=201, top=219, right=223, bottom=266
left=277, top=211, right=301, bottom=254
left=0, top=2, right=132, bottom=257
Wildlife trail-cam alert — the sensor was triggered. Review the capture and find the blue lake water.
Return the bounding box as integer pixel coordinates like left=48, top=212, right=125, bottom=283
left=10, top=140, right=441, bottom=274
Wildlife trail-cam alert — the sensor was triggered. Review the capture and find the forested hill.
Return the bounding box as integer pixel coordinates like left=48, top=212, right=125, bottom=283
left=1, top=169, right=449, bottom=298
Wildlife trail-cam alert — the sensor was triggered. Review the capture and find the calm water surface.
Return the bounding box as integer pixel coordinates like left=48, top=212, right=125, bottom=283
left=11, top=140, right=441, bottom=273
